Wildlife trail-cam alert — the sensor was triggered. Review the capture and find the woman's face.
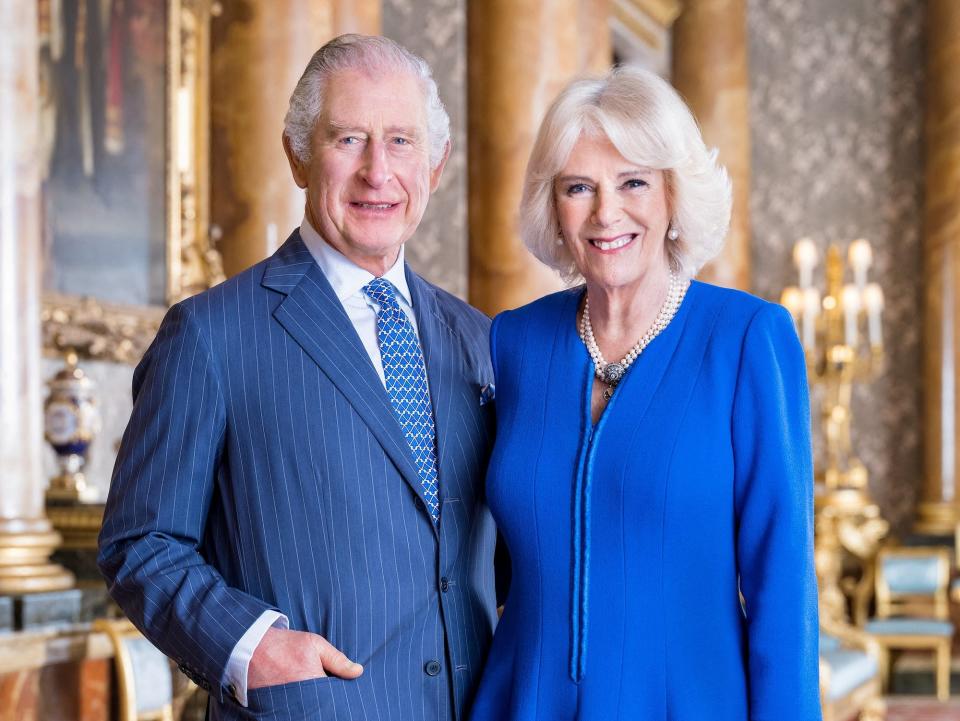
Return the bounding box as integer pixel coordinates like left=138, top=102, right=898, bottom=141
left=554, top=133, right=671, bottom=292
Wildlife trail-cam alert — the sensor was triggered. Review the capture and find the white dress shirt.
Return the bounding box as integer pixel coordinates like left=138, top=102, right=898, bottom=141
left=223, top=219, right=423, bottom=705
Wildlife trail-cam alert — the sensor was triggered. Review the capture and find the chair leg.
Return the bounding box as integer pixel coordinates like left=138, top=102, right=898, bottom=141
left=936, top=641, right=951, bottom=702
left=877, top=647, right=891, bottom=694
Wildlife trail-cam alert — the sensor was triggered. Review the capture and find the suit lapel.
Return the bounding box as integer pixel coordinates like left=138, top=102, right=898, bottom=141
left=263, top=232, right=436, bottom=528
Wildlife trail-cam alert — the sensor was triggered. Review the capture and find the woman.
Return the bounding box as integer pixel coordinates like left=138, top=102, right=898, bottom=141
left=470, top=67, right=821, bottom=721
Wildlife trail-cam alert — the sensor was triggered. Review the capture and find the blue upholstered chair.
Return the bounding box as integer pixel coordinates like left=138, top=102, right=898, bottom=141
left=93, top=618, right=174, bottom=721
left=864, top=547, right=954, bottom=702
left=819, top=618, right=886, bottom=721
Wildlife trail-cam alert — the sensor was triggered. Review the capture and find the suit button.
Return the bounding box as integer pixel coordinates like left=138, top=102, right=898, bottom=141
left=440, top=577, right=449, bottom=592
left=415, top=497, right=425, bottom=510
left=424, top=660, right=442, bottom=676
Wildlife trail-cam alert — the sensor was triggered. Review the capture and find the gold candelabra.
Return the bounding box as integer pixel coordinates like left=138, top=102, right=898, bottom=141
left=781, top=239, right=890, bottom=625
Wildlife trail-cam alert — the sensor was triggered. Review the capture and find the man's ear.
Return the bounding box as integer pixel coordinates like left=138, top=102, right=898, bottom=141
left=282, top=132, right=309, bottom=189
left=429, top=140, right=451, bottom=193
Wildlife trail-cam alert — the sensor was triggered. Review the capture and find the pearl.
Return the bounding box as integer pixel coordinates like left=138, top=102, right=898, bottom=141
left=579, top=271, right=689, bottom=395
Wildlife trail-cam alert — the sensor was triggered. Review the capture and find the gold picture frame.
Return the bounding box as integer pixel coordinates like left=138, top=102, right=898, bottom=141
left=41, top=0, right=224, bottom=364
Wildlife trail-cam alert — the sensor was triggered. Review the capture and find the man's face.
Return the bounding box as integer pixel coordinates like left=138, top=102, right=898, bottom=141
left=285, top=68, right=448, bottom=276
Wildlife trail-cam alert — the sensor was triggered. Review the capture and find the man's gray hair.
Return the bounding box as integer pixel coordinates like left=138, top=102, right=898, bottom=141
left=283, top=34, right=450, bottom=169
left=521, top=65, right=732, bottom=280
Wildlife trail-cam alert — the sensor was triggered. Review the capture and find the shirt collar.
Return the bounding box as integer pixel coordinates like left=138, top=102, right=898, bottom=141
left=299, top=217, right=412, bottom=306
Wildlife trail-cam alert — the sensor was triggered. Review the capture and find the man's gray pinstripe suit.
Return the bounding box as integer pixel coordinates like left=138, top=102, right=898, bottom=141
left=98, top=231, right=498, bottom=720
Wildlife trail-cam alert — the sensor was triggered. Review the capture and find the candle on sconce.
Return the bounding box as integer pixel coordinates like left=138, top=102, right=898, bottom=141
left=841, top=284, right=860, bottom=347
left=780, top=286, right=803, bottom=320
left=801, top=287, right=820, bottom=350
left=848, top=239, right=873, bottom=289
left=862, top=283, right=884, bottom=347
left=793, top=238, right=818, bottom=289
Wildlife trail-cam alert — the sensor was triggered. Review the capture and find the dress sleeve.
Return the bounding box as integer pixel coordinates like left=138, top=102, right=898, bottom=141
left=731, top=303, right=822, bottom=721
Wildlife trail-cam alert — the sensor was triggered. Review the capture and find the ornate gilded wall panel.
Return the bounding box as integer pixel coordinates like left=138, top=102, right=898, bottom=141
left=748, top=0, right=925, bottom=533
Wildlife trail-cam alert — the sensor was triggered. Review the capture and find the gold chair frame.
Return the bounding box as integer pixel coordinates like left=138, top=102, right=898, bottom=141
left=819, top=617, right=886, bottom=721
left=872, top=546, right=953, bottom=702
left=93, top=619, right=174, bottom=721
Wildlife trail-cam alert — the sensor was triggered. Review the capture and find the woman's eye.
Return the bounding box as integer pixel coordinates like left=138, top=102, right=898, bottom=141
left=623, top=178, right=649, bottom=190
left=566, top=183, right=591, bottom=195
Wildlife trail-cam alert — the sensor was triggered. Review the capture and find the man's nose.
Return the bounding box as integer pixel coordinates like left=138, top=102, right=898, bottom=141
left=360, top=141, right=392, bottom=188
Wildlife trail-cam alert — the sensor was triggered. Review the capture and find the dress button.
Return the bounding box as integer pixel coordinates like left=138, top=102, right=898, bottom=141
left=424, top=660, right=442, bottom=676
left=440, top=577, right=449, bottom=592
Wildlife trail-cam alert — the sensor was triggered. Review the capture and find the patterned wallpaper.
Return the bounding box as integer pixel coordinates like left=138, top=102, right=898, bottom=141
left=747, top=0, right=926, bottom=533
left=383, top=0, right=468, bottom=299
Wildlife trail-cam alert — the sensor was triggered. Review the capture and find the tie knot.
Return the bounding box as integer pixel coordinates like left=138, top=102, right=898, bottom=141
left=364, top=277, right=401, bottom=313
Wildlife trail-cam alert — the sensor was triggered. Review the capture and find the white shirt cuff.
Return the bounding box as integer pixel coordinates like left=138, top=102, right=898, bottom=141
left=223, top=610, right=289, bottom=707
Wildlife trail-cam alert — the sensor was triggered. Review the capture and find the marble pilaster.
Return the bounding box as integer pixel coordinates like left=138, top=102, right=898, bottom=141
left=467, top=0, right=611, bottom=316
left=0, top=0, right=72, bottom=594
left=919, top=0, right=960, bottom=533
left=671, top=0, right=751, bottom=289
left=209, top=0, right=380, bottom=277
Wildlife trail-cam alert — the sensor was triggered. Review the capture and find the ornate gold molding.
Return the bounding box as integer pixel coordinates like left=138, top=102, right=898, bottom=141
left=41, top=293, right=165, bottom=365
left=168, top=0, right=225, bottom=305
left=46, top=503, right=104, bottom=551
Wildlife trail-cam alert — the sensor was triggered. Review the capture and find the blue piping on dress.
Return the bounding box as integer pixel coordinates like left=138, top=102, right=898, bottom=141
left=570, top=383, right=614, bottom=683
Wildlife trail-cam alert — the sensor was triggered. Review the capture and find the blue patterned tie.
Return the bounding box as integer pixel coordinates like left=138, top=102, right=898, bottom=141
left=364, top=278, right=440, bottom=522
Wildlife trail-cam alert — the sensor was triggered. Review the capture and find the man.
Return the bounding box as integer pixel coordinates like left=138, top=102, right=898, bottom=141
left=98, top=35, right=498, bottom=721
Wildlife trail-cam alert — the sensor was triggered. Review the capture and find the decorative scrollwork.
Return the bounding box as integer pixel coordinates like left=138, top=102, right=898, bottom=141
left=42, top=294, right=164, bottom=365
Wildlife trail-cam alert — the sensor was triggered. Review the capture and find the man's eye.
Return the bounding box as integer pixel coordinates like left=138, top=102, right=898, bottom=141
left=392, top=137, right=410, bottom=145
left=340, top=136, right=361, bottom=145
left=623, top=178, right=649, bottom=189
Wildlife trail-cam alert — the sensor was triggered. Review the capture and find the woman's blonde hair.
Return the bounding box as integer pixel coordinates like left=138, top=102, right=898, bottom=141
left=520, top=66, right=732, bottom=280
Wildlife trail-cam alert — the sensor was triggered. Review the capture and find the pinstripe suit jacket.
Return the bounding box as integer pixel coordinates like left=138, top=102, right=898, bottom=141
left=98, top=231, right=499, bottom=721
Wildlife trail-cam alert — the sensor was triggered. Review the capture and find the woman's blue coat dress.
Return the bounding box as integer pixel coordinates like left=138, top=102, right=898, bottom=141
left=469, top=281, right=821, bottom=721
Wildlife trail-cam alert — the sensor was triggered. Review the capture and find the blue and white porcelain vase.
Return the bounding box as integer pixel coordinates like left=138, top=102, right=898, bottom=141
left=44, top=352, right=100, bottom=502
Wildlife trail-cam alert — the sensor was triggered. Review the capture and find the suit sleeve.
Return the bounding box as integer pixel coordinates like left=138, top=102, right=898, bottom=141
left=97, top=302, right=279, bottom=701
left=731, top=304, right=822, bottom=721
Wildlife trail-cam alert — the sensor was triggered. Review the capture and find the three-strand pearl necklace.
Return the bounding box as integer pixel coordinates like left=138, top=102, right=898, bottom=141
left=579, top=271, right=688, bottom=400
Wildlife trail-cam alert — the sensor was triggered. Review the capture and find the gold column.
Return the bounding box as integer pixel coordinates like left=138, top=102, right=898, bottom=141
left=0, top=1, right=73, bottom=594
left=210, top=0, right=381, bottom=277
left=919, top=0, right=960, bottom=534
left=671, top=0, right=751, bottom=290
left=468, top=0, right=611, bottom=316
